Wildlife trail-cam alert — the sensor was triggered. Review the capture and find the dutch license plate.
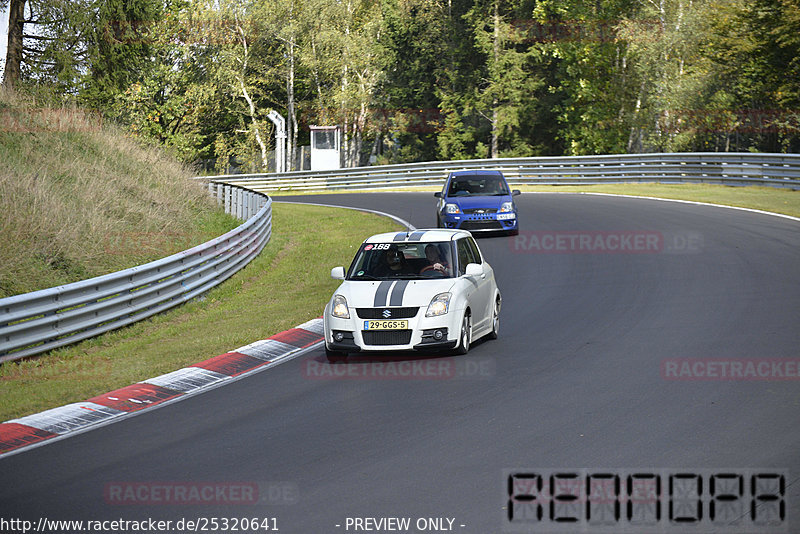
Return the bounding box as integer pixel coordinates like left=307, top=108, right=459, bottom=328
left=364, top=320, right=408, bottom=330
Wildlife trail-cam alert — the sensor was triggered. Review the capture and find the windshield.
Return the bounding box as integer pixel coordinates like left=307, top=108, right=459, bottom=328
left=348, top=242, right=454, bottom=280
left=447, top=174, right=509, bottom=196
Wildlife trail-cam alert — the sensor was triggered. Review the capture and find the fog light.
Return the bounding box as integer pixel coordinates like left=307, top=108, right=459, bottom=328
left=433, top=329, right=444, bottom=340
left=334, top=331, right=344, bottom=342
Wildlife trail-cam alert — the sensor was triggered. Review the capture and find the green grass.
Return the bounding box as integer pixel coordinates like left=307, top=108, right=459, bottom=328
left=0, top=204, right=400, bottom=423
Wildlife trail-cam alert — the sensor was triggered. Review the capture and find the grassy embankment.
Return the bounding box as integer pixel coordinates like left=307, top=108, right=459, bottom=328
left=0, top=87, right=239, bottom=298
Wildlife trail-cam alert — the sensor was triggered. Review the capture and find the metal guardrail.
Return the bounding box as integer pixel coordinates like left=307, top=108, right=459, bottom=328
left=203, top=153, right=800, bottom=192
left=0, top=185, right=271, bottom=364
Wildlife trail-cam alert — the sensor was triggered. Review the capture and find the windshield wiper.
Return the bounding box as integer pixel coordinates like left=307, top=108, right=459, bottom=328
left=397, top=273, right=447, bottom=280
left=350, top=273, right=380, bottom=280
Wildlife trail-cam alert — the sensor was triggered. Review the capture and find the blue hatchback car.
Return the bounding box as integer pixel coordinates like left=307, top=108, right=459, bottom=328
left=434, top=170, right=520, bottom=235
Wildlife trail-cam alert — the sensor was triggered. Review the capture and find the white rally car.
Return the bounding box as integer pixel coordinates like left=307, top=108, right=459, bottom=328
left=323, top=229, right=501, bottom=362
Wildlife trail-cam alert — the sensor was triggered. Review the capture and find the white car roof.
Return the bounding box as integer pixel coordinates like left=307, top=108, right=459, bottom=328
left=364, top=228, right=472, bottom=244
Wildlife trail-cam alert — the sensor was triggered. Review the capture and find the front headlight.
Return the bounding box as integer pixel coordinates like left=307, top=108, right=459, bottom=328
left=425, top=292, right=451, bottom=317
left=445, top=203, right=461, bottom=214
left=331, top=294, right=350, bottom=319
left=500, top=201, right=514, bottom=213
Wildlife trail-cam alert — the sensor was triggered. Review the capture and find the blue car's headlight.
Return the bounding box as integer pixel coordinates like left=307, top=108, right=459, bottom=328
left=500, top=201, right=514, bottom=213
left=445, top=203, right=461, bottom=214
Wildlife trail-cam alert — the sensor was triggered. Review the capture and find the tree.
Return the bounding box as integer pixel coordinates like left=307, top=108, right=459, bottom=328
left=528, top=0, right=638, bottom=155
left=14, top=0, right=95, bottom=91
left=300, top=0, right=384, bottom=167
left=2, top=0, right=26, bottom=87
left=437, top=0, right=548, bottom=159
left=82, top=0, right=163, bottom=108
left=2, top=0, right=162, bottom=97
left=376, top=0, right=448, bottom=163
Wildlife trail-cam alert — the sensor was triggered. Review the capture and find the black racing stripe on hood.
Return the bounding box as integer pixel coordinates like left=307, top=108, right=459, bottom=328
left=393, top=232, right=408, bottom=241
left=373, top=281, right=393, bottom=307
left=389, top=280, right=409, bottom=306
left=407, top=231, right=427, bottom=242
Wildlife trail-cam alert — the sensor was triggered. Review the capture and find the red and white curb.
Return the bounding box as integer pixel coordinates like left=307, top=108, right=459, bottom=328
left=0, top=318, right=324, bottom=457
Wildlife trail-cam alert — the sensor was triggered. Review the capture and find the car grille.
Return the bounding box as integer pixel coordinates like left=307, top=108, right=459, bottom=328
left=460, top=220, right=504, bottom=231
left=362, top=330, right=413, bottom=346
left=356, top=307, right=419, bottom=319
left=463, top=208, right=498, bottom=214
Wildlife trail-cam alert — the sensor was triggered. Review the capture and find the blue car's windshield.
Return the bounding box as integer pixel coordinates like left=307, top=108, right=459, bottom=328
left=348, top=242, right=454, bottom=280
left=448, top=175, right=509, bottom=196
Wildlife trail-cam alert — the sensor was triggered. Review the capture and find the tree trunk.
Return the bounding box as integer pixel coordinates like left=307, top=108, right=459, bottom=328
left=286, top=0, right=297, bottom=171
left=288, top=80, right=298, bottom=171
left=3, top=0, right=26, bottom=87
left=490, top=0, right=500, bottom=158
left=235, top=14, right=269, bottom=170
left=240, top=78, right=269, bottom=170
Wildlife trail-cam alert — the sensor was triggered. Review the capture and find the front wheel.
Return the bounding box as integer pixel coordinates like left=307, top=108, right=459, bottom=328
left=454, top=313, right=471, bottom=355
left=487, top=297, right=500, bottom=340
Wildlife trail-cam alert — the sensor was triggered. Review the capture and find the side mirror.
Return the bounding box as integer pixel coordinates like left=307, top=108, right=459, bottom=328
left=512, top=189, right=521, bottom=196
left=465, top=263, right=484, bottom=277
left=434, top=192, right=443, bottom=198
left=331, top=266, right=346, bottom=280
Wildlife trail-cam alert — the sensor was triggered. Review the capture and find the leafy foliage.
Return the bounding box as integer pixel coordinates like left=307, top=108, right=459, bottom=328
left=3, top=0, right=798, bottom=164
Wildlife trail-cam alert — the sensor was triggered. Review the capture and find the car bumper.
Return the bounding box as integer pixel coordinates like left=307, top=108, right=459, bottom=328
left=440, top=212, right=518, bottom=232
left=324, top=308, right=463, bottom=353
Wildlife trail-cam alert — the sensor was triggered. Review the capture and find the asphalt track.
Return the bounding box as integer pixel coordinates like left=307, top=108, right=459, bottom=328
left=2, top=192, right=799, bottom=533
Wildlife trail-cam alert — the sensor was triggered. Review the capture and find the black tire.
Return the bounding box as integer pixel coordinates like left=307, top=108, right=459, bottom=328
left=454, top=313, right=471, bottom=355
left=325, top=346, right=347, bottom=363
